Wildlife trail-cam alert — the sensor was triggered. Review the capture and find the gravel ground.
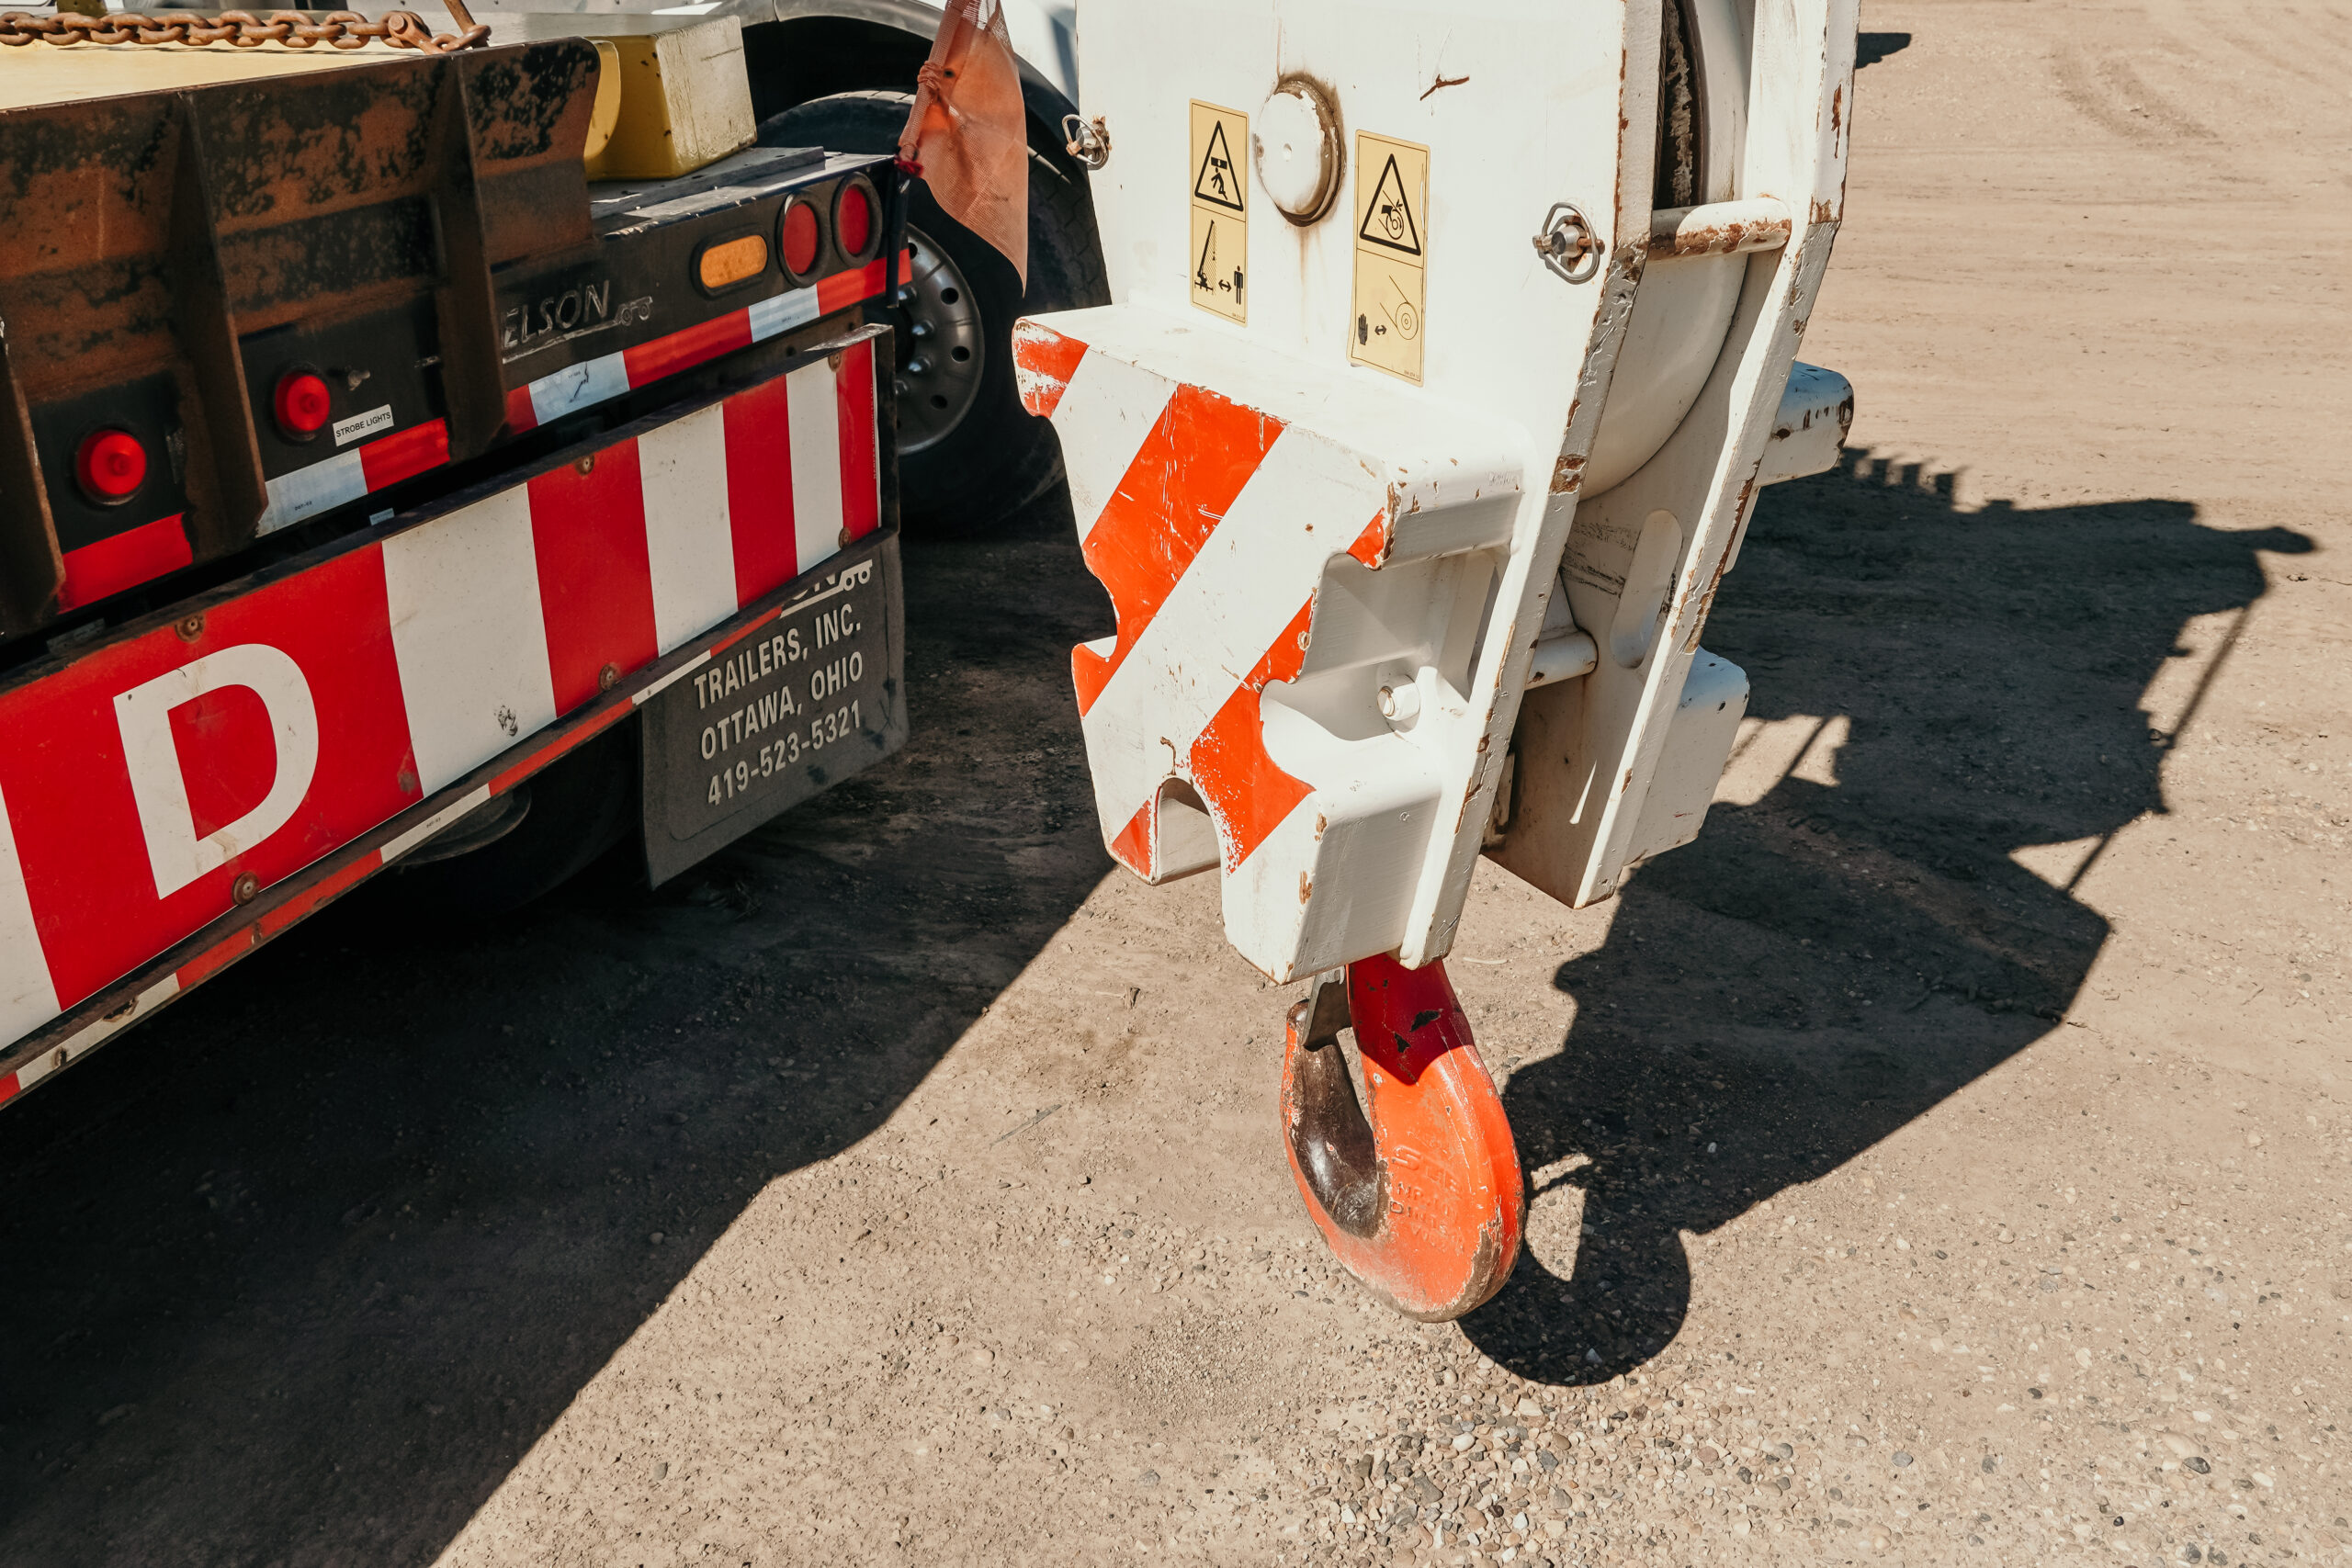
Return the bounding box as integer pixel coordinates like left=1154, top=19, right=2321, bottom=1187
left=1, top=3, right=2348, bottom=1565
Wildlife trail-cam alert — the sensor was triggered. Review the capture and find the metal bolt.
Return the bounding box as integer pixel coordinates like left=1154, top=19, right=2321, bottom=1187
left=175, top=612, right=204, bottom=642
left=837, top=527, right=854, bottom=548
left=231, top=871, right=259, bottom=905
left=909, top=320, right=933, bottom=339
left=1377, top=682, right=1422, bottom=724
left=576, top=454, right=595, bottom=476
left=906, top=356, right=933, bottom=376
left=598, top=661, right=620, bottom=693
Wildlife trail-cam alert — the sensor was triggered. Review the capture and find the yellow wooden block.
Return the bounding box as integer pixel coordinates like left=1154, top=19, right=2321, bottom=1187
left=0, top=38, right=400, bottom=114
left=579, top=16, right=753, bottom=182
left=583, top=38, right=621, bottom=165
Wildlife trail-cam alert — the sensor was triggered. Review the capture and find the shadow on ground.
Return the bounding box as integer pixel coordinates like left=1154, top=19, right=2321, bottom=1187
left=1461, top=450, right=2308, bottom=1384
left=0, top=495, right=1113, bottom=1564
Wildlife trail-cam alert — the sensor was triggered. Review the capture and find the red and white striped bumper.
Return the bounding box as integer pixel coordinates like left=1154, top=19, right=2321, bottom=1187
left=0, top=337, right=886, bottom=1104
left=1012, top=308, right=1529, bottom=983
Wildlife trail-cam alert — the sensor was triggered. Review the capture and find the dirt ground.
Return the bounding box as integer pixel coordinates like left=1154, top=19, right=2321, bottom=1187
left=2, top=3, right=2347, bottom=1564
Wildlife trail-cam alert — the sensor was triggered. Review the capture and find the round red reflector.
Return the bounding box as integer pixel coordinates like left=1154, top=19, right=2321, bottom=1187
left=836, top=183, right=874, bottom=258
left=780, top=199, right=821, bottom=276
left=75, top=428, right=147, bottom=502
left=275, top=370, right=332, bottom=435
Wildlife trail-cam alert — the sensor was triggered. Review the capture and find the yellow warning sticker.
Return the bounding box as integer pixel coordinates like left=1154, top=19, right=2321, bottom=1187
left=1188, top=100, right=1248, bottom=322
left=1349, top=131, right=1428, bottom=383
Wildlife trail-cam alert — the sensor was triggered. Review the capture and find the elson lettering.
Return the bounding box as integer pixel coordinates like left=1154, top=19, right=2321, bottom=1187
left=502, top=278, right=615, bottom=353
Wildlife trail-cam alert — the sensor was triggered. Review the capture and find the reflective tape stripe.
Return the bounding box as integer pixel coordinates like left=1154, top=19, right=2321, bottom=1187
left=639, top=403, right=741, bottom=653
left=527, top=352, right=631, bottom=428
left=786, top=360, right=845, bottom=574
left=259, top=449, right=367, bottom=534
left=381, top=486, right=559, bottom=795
left=748, top=288, right=822, bottom=341
left=0, top=781, right=58, bottom=1045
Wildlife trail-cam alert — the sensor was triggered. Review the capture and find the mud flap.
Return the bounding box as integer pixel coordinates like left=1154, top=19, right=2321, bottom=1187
left=638, top=528, right=907, bottom=886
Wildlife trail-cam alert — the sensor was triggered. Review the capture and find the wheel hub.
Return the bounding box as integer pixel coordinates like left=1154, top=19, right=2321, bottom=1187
left=890, top=226, right=985, bottom=455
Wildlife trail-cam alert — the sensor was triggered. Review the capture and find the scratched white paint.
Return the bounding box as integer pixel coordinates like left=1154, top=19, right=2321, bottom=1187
left=1020, top=0, right=1857, bottom=980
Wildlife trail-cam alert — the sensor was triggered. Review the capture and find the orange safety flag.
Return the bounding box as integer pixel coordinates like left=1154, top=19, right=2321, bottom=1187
left=897, top=0, right=1028, bottom=287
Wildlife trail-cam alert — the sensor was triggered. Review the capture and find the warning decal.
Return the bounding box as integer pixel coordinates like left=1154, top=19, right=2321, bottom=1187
left=1349, top=131, right=1428, bottom=383
left=1188, top=101, right=1248, bottom=322
left=1357, top=152, right=1422, bottom=255
left=1192, top=116, right=1245, bottom=211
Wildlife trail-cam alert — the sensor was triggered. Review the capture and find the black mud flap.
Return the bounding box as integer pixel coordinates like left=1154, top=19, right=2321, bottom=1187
left=638, top=527, right=906, bottom=886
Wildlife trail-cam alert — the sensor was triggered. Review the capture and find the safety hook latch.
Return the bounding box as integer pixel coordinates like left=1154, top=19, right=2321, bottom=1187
left=1533, top=201, right=1603, bottom=284
left=1062, top=113, right=1112, bottom=171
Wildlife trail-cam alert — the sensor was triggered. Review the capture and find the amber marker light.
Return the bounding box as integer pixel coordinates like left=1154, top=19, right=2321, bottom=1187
left=696, top=232, right=769, bottom=293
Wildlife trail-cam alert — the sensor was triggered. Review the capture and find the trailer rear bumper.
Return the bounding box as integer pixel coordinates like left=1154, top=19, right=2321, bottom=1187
left=0, top=337, right=900, bottom=1109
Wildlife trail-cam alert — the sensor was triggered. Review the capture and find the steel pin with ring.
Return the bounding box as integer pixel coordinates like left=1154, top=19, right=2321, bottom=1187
left=1062, top=113, right=1111, bottom=171
left=1533, top=201, right=1604, bottom=284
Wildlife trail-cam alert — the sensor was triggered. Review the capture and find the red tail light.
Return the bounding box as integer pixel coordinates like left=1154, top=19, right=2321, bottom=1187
left=835, top=180, right=876, bottom=260
left=779, top=198, right=822, bottom=279
left=275, top=369, right=332, bottom=437
left=74, top=427, right=147, bottom=502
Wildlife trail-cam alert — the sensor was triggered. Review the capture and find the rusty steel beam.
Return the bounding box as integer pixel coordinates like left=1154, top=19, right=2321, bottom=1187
left=0, top=39, right=600, bottom=637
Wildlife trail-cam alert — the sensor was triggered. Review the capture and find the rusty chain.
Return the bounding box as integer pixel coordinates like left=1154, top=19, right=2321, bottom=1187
left=0, top=6, right=490, bottom=53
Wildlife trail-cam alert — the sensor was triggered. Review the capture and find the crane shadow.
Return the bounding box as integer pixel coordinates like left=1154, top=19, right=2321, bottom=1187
left=1461, top=450, right=2308, bottom=1382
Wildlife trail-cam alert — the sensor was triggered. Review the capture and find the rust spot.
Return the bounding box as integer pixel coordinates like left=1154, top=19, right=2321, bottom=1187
left=1837, top=395, right=1855, bottom=438
left=1810, top=197, right=1838, bottom=226
left=1681, top=534, right=1740, bottom=653
left=1313, top=812, right=1328, bottom=837
left=1832, top=85, right=1842, bottom=133
left=1646, top=206, right=1792, bottom=260
left=1619, top=767, right=1634, bottom=795
left=1419, top=73, right=1470, bottom=101
left=1550, top=454, right=1586, bottom=495
left=1299, top=872, right=1314, bottom=903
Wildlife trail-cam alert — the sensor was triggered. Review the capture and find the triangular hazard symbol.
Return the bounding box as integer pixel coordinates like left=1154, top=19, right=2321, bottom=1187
left=1357, top=152, right=1420, bottom=256
left=1193, top=118, right=1245, bottom=212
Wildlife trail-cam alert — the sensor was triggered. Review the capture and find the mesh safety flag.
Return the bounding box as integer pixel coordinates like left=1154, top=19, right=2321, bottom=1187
left=897, top=0, right=1028, bottom=286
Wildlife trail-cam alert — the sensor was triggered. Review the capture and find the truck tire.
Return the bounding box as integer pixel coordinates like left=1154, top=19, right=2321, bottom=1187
left=756, top=90, right=1109, bottom=534
left=369, top=723, right=638, bottom=924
